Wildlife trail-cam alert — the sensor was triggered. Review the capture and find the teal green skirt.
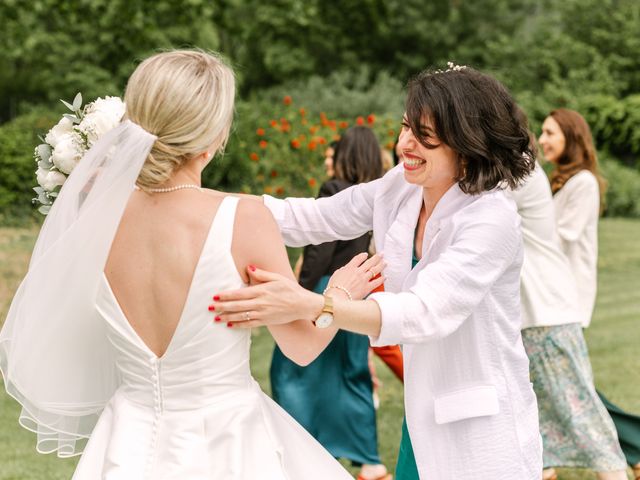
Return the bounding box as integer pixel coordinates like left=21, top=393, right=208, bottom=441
left=395, top=418, right=419, bottom=479
left=598, top=390, right=640, bottom=466
left=270, top=275, right=381, bottom=465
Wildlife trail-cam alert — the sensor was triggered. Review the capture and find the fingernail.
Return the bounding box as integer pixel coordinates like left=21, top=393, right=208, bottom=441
left=227, top=322, right=233, bottom=328
left=248, top=265, right=256, bottom=272
left=214, top=316, right=221, bottom=322
left=208, top=305, right=215, bottom=311
left=213, top=295, right=220, bottom=301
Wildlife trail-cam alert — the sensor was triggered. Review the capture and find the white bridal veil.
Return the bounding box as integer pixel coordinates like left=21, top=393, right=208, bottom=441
left=0, top=120, right=156, bottom=456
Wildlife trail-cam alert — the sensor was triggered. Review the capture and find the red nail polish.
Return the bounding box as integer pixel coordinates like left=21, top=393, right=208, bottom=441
left=214, top=316, right=221, bottom=322
left=213, top=295, right=220, bottom=301
left=208, top=305, right=215, bottom=311
left=227, top=322, right=233, bottom=328
left=248, top=265, right=256, bottom=272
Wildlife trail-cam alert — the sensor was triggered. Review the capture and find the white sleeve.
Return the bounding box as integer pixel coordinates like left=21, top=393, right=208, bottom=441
left=556, top=174, right=599, bottom=243
left=369, top=204, right=521, bottom=345
left=263, top=178, right=379, bottom=247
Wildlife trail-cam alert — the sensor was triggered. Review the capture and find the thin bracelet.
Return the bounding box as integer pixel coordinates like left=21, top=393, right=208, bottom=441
left=323, top=285, right=353, bottom=300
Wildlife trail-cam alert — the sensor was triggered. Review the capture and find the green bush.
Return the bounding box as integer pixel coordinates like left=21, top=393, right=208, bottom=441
left=0, top=110, right=57, bottom=225
left=601, top=155, right=640, bottom=217
left=209, top=69, right=404, bottom=196
left=578, top=94, right=640, bottom=166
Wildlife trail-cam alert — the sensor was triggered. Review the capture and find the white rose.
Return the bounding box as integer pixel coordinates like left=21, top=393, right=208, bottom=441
left=51, top=132, right=83, bottom=174
left=79, top=96, right=125, bottom=145
left=44, top=117, right=74, bottom=148
left=36, top=167, right=66, bottom=192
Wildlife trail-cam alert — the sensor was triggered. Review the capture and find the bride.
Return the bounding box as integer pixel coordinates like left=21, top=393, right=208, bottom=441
left=0, top=50, right=383, bottom=479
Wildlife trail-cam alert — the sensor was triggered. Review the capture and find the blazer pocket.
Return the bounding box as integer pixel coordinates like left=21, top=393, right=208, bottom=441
left=434, top=385, right=500, bottom=425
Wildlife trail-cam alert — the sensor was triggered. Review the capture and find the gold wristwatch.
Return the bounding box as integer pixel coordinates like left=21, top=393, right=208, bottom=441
left=314, top=295, right=334, bottom=329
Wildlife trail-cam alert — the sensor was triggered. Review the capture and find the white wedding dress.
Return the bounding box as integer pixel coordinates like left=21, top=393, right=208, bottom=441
left=72, top=196, right=352, bottom=479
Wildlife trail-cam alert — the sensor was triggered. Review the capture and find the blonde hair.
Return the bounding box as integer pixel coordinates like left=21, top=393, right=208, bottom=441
left=124, top=49, right=235, bottom=189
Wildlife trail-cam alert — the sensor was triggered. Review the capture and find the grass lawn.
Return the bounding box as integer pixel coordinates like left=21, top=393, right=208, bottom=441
left=0, top=218, right=639, bottom=479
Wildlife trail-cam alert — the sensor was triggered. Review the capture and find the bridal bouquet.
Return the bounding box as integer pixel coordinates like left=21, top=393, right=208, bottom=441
left=33, top=93, right=125, bottom=214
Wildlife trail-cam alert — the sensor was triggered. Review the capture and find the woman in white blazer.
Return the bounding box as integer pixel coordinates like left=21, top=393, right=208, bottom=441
left=213, top=66, right=542, bottom=480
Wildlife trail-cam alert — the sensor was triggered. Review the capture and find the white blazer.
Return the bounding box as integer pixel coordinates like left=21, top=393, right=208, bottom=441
left=265, top=166, right=541, bottom=480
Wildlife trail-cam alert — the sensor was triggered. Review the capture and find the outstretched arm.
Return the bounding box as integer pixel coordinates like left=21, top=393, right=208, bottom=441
left=263, top=177, right=380, bottom=247
left=230, top=198, right=383, bottom=366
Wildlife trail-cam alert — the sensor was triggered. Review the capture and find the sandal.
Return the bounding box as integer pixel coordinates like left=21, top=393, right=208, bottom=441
left=542, top=468, right=557, bottom=480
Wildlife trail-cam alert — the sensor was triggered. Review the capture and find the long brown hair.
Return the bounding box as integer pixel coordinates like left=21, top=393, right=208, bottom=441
left=548, top=109, right=606, bottom=207
left=333, top=126, right=383, bottom=184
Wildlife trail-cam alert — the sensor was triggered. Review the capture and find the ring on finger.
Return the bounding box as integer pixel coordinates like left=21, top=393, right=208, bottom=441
left=243, top=311, right=250, bottom=321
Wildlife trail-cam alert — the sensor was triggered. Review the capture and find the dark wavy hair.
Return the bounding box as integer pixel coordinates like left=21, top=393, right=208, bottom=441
left=333, top=126, right=383, bottom=184
left=547, top=108, right=606, bottom=209
left=406, top=67, right=536, bottom=194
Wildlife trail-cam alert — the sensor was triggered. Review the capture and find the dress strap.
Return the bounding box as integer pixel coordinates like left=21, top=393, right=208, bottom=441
left=210, top=195, right=240, bottom=252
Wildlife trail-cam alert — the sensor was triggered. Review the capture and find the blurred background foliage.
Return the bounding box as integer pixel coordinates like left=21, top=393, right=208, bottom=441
left=1, top=0, right=639, bottom=224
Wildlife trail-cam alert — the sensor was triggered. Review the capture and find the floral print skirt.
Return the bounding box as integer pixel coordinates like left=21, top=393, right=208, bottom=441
left=522, top=323, right=627, bottom=471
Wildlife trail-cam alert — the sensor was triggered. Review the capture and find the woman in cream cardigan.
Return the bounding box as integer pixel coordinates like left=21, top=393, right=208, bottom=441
left=212, top=66, right=542, bottom=480
left=509, top=164, right=627, bottom=480
left=539, top=108, right=640, bottom=480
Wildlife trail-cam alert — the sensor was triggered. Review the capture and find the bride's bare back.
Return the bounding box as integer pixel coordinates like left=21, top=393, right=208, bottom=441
left=105, top=189, right=228, bottom=357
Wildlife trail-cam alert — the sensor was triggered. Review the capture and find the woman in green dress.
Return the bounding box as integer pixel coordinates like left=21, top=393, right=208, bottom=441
left=270, top=126, right=390, bottom=480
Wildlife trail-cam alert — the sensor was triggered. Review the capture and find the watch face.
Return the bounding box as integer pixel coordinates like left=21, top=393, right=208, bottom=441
left=315, top=312, right=334, bottom=329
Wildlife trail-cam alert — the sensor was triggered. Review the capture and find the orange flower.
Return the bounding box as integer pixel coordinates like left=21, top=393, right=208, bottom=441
left=385, top=141, right=395, bottom=150
left=264, top=186, right=273, bottom=194
left=308, top=178, right=317, bottom=187
left=309, top=126, right=318, bottom=134
left=307, top=141, right=317, bottom=151
left=320, top=112, right=329, bottom=126
left=283, top=96, right=292, bottom=106
left=332, top=134, right=341, bottom=141
left=256, top=128, right=265, bottom=136
left=339, top=121, right=349, bottom=129
left=269, top=119, right=278, bottom=128
left=356, top=116, right=365, bottom=125
left=328, top=120, right=337, bottom=131
left=299, top=108, right=306, bottom=116
left=259, top=140, right=268, bottom=149
left=388, top=129, right=396, bottom=137
left=367, top=114, right=376, bottom=125
left=301, top=118, right=308, bottom=125
left=270, top=169, right=278, bottom=178
left=291, top=139, right=301, bottom=149
left=276, top=186, right=285, bottom=195
left=250, top=152, right=259, bottom=162
left=318, top=137, right=327, bottom=145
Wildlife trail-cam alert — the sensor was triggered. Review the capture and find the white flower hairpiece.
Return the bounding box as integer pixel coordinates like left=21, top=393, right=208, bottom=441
left=434, top=61, right=467, bottom=74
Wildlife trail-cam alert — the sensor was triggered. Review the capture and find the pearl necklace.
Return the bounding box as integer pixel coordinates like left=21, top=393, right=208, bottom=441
left=135, top=184, right=202, bottom=193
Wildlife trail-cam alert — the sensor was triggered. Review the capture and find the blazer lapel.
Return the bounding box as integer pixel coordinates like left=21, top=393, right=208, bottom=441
left=381, top=188, right=423, bottom=293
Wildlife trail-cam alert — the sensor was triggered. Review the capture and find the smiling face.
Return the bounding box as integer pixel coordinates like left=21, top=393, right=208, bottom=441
left=538, top=116, right=566, bottom=164
left=397, top=115, right=459, bottom=191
